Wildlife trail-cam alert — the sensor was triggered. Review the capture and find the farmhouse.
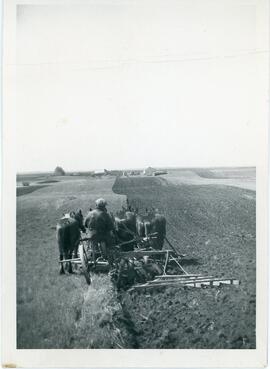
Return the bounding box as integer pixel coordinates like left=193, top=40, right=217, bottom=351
left=143, top=167, right=168, bottom=176
left=94, top=169, right=106, bottom=177
left=143, top=167, right=156, bottom=176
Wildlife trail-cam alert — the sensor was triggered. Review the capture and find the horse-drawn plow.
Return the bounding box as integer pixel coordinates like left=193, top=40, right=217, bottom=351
left=111, top=243, right=239, bottom=291
left=59, top=233, right=240, bottom=291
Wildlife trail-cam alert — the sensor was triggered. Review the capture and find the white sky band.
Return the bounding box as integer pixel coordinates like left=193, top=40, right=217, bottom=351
left=16, top=0, right=268, bottom=172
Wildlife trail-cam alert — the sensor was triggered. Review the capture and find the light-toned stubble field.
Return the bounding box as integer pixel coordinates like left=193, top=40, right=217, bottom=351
left=16, top=176, right=133, bottom=349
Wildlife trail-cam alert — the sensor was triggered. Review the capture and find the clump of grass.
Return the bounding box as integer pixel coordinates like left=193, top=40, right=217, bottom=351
left=73, top=274, right=127, bottom=348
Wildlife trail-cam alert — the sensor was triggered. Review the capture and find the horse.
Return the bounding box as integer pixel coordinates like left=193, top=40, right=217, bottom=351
left=136, top=213, right=152, bottom=238
left=136, top=209, right=166, bottom=249
left=114, top=207, right=167, bottom=251
left=56, top=210, right=86, bottom=274
left=113, top=211, right=137, bottom=251
left=150, top=212, right=166, bottom=249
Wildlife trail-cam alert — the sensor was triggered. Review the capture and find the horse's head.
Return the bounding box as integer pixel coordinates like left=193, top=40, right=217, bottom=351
left=71, top=209, right=86, bottom=233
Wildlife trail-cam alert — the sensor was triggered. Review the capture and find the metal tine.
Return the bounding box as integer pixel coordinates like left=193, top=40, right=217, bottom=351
left=185, top=279, right=239, bottom=287
left=156, top=274, right=207, bottom=280
left=147, top=277, right=239, bottom=286
left=152, top=276, right=214, bottom=283
left=157, top=274, right=202, bottom=278
left=131, top=279, right=239, bottom=290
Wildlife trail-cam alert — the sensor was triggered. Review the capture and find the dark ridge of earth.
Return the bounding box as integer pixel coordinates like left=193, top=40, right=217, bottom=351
left=112, top=176, right=256, bottom=349
left=17, top=185, right=49, bottom=197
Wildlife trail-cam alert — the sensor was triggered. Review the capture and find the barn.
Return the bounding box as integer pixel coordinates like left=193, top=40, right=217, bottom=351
left=143, top=167, right=156, bottom=176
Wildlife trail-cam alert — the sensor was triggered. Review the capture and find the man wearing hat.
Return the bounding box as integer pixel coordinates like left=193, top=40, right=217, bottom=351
left=84, top=198, right=114, bottom=263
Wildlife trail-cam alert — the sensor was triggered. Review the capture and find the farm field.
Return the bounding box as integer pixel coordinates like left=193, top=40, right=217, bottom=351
left=17, top=169, right=256, bottom=349
left=17, top=176, right=130, bottom=348
left=113, top=173, right=256, bottom=348
left=164, top=167, right=256, bottom=191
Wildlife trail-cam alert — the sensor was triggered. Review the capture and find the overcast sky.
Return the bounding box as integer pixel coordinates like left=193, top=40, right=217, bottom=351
left=16, top=0, right=268, bottom=172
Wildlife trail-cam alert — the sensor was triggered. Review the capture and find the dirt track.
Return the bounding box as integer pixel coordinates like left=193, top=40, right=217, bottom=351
left=113, top=176, right=256, bottom=348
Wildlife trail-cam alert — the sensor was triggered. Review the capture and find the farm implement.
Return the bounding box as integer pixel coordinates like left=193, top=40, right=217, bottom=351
left=111, top=242, right=240, bottom=291
left=128, top=271, right=240, bottom=292
left=90, top=233, right=240, bottom=291
left=59, top=233, right=240, bottom=290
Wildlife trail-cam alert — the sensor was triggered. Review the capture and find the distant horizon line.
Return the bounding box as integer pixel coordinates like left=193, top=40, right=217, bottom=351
left=17, top=165, right=256, bottom=175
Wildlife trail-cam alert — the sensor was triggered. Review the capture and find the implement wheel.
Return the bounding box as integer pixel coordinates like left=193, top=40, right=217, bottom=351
left=79, top=243, right=91, bottom=285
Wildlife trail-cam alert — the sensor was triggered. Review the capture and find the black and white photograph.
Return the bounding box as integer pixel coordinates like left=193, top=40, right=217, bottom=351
left=2, top=0, right=269, bottom=367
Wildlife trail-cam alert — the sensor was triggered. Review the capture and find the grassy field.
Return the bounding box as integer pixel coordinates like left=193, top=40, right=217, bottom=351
left=17, top=170, right=256, bottom=349
left=16, top=176, right=130, bottom=348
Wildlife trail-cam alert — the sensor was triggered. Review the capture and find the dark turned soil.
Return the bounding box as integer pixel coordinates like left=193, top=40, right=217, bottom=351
left=112, top=176, right=256, bottom=349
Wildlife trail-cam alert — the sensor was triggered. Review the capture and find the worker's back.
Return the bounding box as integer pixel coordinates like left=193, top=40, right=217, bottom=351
left=85, top=208, right=114, bottom=236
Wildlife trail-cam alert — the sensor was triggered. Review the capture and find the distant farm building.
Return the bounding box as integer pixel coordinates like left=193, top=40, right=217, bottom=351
left=143, top=167, right=156, bottom=176
left=143, top=167, right=168, bottom=176
left=94, top=169, right=106, bottom=177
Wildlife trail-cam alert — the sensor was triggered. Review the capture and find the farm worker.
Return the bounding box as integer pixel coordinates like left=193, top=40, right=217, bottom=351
left=84, top=198, right=115, bottom=264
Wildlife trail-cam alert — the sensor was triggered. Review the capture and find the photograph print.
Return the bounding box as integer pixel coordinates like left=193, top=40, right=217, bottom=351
left=6, top=0, right=267, bottom=362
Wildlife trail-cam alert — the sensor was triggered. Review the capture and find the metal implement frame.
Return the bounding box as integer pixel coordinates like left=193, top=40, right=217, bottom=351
left=118, top=240, right=239, bottom=292
left=58, top=235, right=240, bottom=290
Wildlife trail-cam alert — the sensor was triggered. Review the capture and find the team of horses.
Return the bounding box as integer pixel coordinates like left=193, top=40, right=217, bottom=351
left=56, top=207, right=166, bottom=274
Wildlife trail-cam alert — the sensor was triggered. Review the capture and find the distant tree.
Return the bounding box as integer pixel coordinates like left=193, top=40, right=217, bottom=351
left=54, top=166, right=65, bottom=176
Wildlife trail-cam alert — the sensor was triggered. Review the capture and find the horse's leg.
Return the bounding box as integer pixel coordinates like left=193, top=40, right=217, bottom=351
left=58, top=237, right=65, bottom=274
left=67, top=250, right=73, bottom=273
left=59, top=253, right=65, bottom=274
left=63, top=250, right=70, bottom=273
left=144, top=221, right=151, bottom=237
left=100, top=241, right=108, bottom=260
left=73, top=240, right=79, bottom=259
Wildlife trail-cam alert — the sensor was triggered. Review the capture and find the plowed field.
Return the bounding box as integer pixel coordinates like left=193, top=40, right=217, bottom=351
left=113, top=176, right=256, bottom=348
